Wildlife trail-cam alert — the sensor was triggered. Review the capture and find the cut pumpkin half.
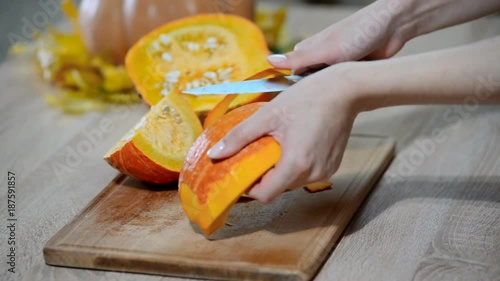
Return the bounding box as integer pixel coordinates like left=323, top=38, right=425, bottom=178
left=104, top=92, right=203, bottom=184
left=126, top=14, right=272, bottom=113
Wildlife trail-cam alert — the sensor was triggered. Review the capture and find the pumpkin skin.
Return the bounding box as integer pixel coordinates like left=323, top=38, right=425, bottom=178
left=78, top=0, right=255, bottom=64
left=104, top=92, right=203, bottom=184
left=78, top=0, right=129, bottom=64
left=179, top=102, right=281, bottom=236
left=125, top=14, right=271, bottom=113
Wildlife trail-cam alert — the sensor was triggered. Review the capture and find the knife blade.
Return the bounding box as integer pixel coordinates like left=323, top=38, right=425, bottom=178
left=182, top=75, right=304, bottom=95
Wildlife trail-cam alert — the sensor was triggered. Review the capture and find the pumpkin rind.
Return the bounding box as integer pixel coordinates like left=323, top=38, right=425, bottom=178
left=78, top=0, right=128, bottom=64
left=105, top=141, right=179, bottom=184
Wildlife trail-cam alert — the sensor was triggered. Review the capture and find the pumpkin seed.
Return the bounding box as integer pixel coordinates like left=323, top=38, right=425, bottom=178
left=159, top=34, right=171, bottom=46
left=204, top=37, right=219, bottom=50
left=160, top=89, right=170, bottom=96
left=151, top=41, right=161, bottom=52
left=217, top=67, right=233, bottom=80
left=203, top=71, right=217, bottom=80
left=161, top=52, right=173, bottom=62
left=187, top=42, right=200, bottom=51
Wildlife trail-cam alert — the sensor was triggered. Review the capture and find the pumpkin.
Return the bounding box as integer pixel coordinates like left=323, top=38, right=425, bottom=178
left=179, top=102, right=280, bottom=236
left=78, top=0, right=255, bottom=64
left=125, top=14, right=272, bottom=113
left=104, top=92, right=202, bottom=184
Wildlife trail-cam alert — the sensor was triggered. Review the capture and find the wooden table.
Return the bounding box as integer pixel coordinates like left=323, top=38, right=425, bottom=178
left=1, top=4, right=500, bottom=281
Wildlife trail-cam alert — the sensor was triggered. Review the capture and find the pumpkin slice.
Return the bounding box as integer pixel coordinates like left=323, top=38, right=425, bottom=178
left=179, top=102, right=280, bottom=236
left=126, top=14, right=271, bottom=113
left=105, top=92, right=202, bottom=184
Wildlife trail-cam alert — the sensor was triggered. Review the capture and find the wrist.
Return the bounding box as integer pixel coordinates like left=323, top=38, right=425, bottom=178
left=393, top=0, right=500, bottom=41
left=323, top=62, right=372, bottom=114
left=377, top=0, right=419, bottom=42
left=327, top=61, right=390, bottom=114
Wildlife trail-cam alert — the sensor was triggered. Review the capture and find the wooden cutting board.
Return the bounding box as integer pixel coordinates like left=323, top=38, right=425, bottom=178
left=44, top=134, right=394, bottom=281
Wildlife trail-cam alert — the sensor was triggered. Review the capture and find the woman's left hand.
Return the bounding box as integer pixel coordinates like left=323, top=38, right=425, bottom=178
left=207, top=64, right=360, bottom=203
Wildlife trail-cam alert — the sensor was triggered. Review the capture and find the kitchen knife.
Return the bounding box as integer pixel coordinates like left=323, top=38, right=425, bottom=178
left=182, top=75, right=305, bottom=95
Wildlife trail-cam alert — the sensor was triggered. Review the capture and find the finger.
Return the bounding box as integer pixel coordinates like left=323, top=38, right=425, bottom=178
left=207, top=109, right=270, bottom=159
left=247, top=167, right=293, bottom=204
left=293, top=63, right=329, bottom=76
left=363, top=38, right=405, bottom=61
left=267, top=47, right=327, bottom=71
left=247, top=151, right=302, bottom=204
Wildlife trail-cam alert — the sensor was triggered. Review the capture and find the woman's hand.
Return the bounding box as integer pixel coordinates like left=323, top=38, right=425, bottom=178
left=207, top=65, right=360, bottom=203
left=266, top=0, right=500, bottom=74
left=268, top=0, right=409, bottom=73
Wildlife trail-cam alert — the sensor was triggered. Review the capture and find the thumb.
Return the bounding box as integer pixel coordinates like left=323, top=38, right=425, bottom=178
left=207, top=112, right=270, bottom=159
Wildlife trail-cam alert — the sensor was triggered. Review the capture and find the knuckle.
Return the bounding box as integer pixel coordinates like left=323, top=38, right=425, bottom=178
left=327, top=159, right=341, bottom=175
left=226, top=126, right=247, bottom=143
left=294, top=40, right=307, bottom=51
left=287, top=56, right=305, bottom=70
left=332, top=161, right=341, bottom=173
left=308, top=160, right=340, bottom=182
left=309, top=169, right=329, bottom=182
left=290, top=157, right=312, bottom=175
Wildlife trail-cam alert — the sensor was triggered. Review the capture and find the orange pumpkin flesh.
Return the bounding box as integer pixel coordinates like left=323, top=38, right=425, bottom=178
left=179, top=103, right=281, bottom=235
left=104, top=92, right=202, bottom=184
left=125, top=14, right=271, bottom=113
left=304, top=182, right=332, bottom=193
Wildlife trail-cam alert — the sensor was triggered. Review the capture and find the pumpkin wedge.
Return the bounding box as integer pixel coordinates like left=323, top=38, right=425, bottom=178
left=179, top=102, right=280, bottom=236
left=105, top=92, right=202, bottom=184
left=126, top=14, right=272, bottom=113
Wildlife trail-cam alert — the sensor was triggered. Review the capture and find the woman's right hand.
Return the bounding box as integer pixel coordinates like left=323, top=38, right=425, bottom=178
left=268, top=0, right=410, bottom=73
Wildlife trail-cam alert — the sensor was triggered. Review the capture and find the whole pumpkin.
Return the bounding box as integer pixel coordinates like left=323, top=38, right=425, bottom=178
left=78, top=0, right=255, bottom=64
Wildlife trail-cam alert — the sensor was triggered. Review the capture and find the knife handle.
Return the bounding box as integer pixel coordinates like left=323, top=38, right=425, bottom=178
left=283, top=75, right=305, bottom=83
left=286, top=67, right=326, bottom=82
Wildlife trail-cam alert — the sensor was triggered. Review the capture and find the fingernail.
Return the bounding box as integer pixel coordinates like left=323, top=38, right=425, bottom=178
left=267, top=54, right=287, bottom=63
left=207, top=140, right=225, bottom=158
